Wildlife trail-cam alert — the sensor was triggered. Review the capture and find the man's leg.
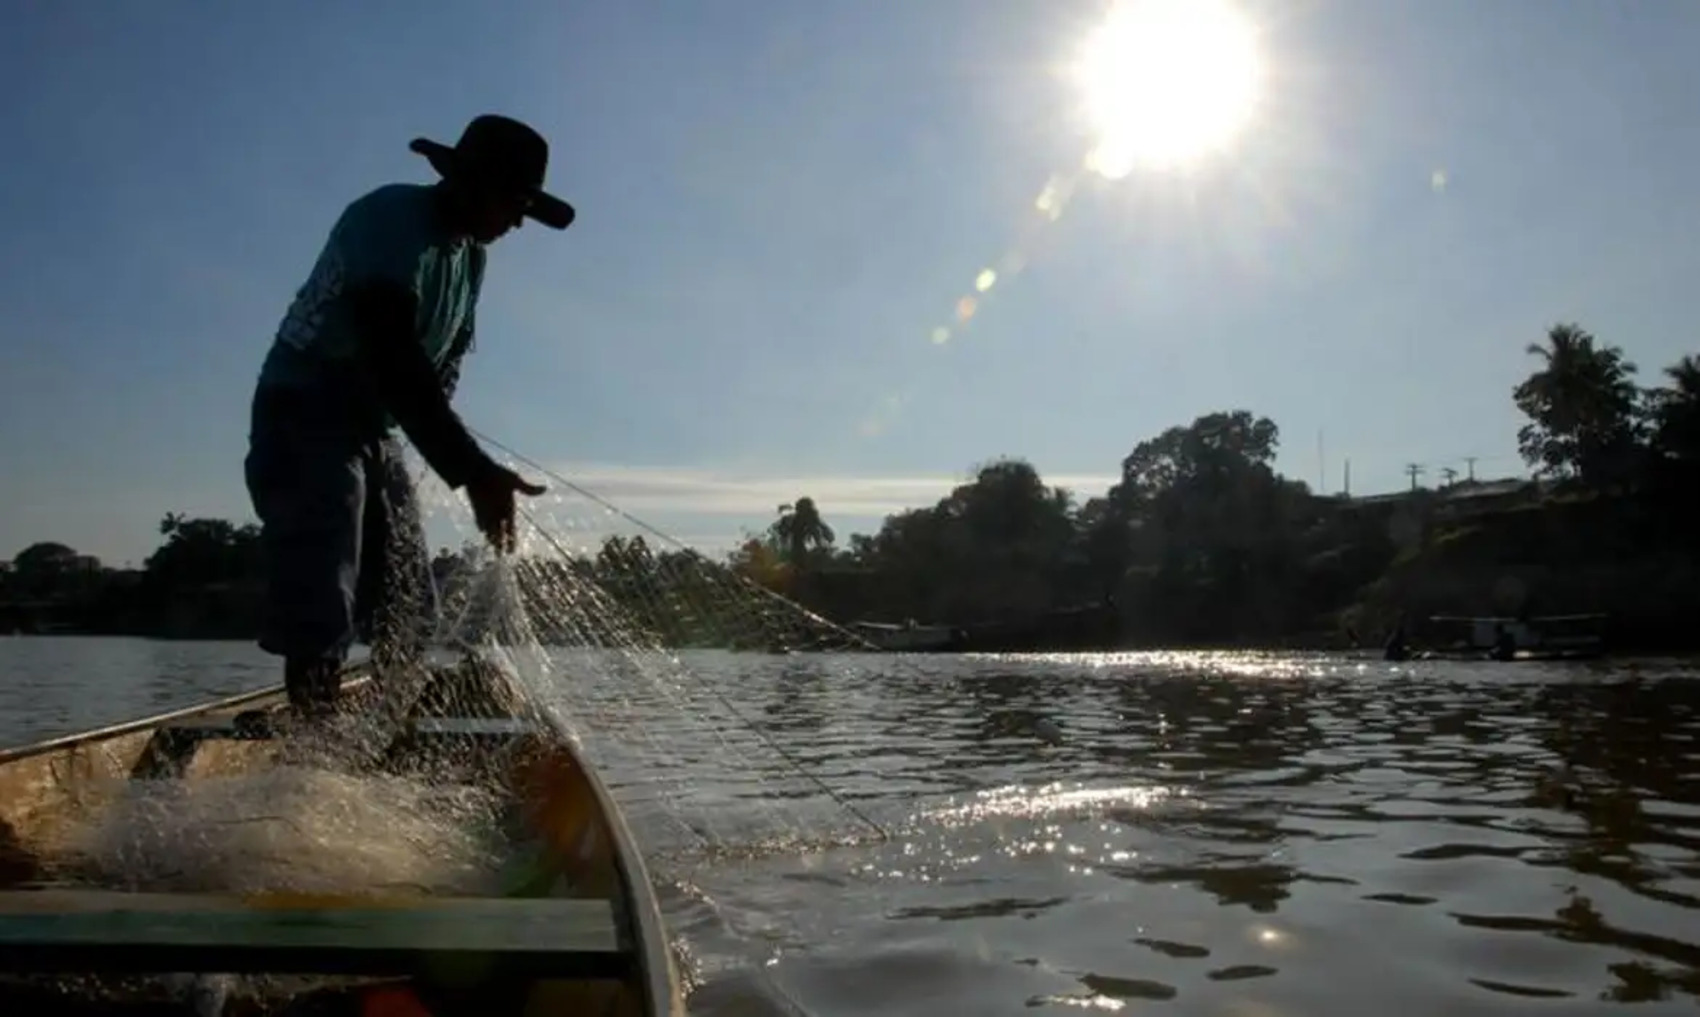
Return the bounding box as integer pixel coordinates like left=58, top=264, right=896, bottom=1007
left=350, top=438, right=439, bottom=729
left=282, top=657, right=342, bottom=712
left=356, top=437, right=435, bottom=673
left=244, top=388, right=368, bottom=713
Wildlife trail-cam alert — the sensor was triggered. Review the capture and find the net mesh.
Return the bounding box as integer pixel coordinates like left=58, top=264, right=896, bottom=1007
left=48, top=439, right=890, bottom=902
left=413, top=455, right=892, bottom=860
left=7, top=442, right=898, bottom=1009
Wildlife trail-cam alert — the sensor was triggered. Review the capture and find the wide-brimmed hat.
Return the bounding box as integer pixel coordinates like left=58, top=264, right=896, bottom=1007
left=409, top=114, right=575, bottom=230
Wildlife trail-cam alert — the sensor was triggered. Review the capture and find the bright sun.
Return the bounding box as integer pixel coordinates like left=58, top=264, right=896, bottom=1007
left=1075, top=0, right=1264, bottom=178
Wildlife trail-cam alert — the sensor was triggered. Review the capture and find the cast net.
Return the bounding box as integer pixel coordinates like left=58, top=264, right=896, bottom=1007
left=15, top=439, right=891, bottom=1011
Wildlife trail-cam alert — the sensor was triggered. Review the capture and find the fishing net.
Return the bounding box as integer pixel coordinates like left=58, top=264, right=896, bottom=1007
left=6, top=440, right=899, bottom=1012
left=405, top=436, right=892, bottom=864
left=59, top=438, right=888, bottom=889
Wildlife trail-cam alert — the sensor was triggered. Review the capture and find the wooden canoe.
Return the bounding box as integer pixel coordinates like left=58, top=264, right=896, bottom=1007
left=0, top=656, right=686, bottom=1016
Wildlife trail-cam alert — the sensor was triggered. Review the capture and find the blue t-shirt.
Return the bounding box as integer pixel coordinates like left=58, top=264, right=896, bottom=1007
left=258, top=183, right=484, bottom=394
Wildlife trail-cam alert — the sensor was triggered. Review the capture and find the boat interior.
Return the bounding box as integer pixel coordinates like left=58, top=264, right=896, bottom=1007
left=0, top=656, right=682, bottom=1016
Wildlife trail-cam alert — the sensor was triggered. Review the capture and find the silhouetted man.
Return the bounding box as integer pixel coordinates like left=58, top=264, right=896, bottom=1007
left=245, top=115, right=568, bottom=714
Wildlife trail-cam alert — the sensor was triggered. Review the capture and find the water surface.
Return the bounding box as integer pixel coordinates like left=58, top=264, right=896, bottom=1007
left=3, top=638, right=1698, bottom=1014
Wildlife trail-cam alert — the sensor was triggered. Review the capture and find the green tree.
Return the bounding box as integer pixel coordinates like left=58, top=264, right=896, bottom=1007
left=1648, top=354, right=1700, bottom=468
left=8, top=542, right=89, bottom=599
left=11, top=542, right=80, bottom=576
left=769, top=497, right=835, bottom=566
left=1512, top=323, right=1642, bottom=487
left=729, top=534, right=791, bottom=592
left=1070, top=496, right=1133, bottom=601
left=143, top=517, right=261, bottom=588
left=1105, top=410, right=1310, bottom=642
left=846, top=458, right=1077, bottom=623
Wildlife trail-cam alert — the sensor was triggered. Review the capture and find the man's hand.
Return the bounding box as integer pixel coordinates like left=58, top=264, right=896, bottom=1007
left=465, top=462, right=547, bottom=554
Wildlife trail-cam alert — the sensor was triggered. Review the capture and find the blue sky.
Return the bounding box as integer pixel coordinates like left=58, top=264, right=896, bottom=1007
left=4, top=0, right=1700, bottom=566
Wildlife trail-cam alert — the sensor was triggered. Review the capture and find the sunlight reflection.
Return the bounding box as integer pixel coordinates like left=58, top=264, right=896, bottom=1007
left=929, top=782, right=1177, bottom=827
left=1034, top=994, right=1126, bottom=1011
left=988, top=649, right=1352, bottom=679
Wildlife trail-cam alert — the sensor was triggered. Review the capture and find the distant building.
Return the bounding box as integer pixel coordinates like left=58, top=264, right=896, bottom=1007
left=1330, top=477, right=1542, bottom=518
left=1431, top=478, right=1539, bottom=518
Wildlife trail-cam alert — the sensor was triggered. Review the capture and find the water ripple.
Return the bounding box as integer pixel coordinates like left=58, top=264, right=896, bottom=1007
left=8, top=641, right=1700, bottom=1013
left=595, top=651, right=1700, bottom=1014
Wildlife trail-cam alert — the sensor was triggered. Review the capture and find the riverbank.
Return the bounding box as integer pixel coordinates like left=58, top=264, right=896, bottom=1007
left=814, top=489, right=1700, bottom=656
left=7, top=488, right=1697, bottom=655
left=1340, top=491, right=1698, bottom=654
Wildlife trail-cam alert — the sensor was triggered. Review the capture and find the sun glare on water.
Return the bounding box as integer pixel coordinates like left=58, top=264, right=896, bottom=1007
left=1076, top=0, right=1265, bottom=178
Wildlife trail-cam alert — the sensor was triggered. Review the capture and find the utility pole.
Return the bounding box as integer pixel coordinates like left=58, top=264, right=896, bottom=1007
left=1343, top=458, right=1351, bottom=498
left=1440, top=466, right=1458, bottom=487
left=1317, top=429, right=1326, bottom=495
left=1405, top=462, right=1424, bottom=491
left=1464, top=456, right=1477, bottom=482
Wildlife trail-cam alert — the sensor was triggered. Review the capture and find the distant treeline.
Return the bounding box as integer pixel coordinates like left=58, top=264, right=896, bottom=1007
left=6, top=323, right=1699, bottom=650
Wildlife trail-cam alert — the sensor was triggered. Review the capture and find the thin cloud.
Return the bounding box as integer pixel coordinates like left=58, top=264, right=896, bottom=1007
left=525, top=462, right=1120, bottom=519
left=413, top=460, right=1121, bottom=558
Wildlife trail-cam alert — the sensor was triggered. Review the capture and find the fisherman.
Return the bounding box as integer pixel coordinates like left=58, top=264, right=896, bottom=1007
left=1383, top=613, right=1410, bottom=662
left=244, top=114, right=568, bottom=714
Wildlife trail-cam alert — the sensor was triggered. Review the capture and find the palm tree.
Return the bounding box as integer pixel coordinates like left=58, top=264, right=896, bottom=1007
left=1512, top=323, right=1640, bottom=485
left=770, top=497, right=835, bottom=566
left=1670, top=355, right=1700, bottom=388
left=1651, top=354, right=1700, bottom=465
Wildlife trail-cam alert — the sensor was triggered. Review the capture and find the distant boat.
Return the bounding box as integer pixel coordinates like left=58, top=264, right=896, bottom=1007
left=1423, top=613, right=1608, bottom=661
left=847, top=620, right=960, bottom=652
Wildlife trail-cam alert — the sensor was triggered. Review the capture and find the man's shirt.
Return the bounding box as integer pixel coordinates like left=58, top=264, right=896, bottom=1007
left=259, top=183, right=484, bottom=395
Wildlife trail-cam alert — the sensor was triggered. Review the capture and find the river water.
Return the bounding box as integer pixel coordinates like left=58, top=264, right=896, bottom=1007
left=2, top=637, right=1699, bottom=1014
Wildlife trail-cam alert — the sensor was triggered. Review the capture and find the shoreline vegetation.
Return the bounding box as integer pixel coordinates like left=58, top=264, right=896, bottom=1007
left=5, top=324, right=1699, bottom=655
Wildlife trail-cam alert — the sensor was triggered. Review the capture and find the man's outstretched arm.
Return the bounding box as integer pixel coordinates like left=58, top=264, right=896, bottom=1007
left=346, top=280, right=545, bottom=553
left=347, top=280, right=491, bottom=490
